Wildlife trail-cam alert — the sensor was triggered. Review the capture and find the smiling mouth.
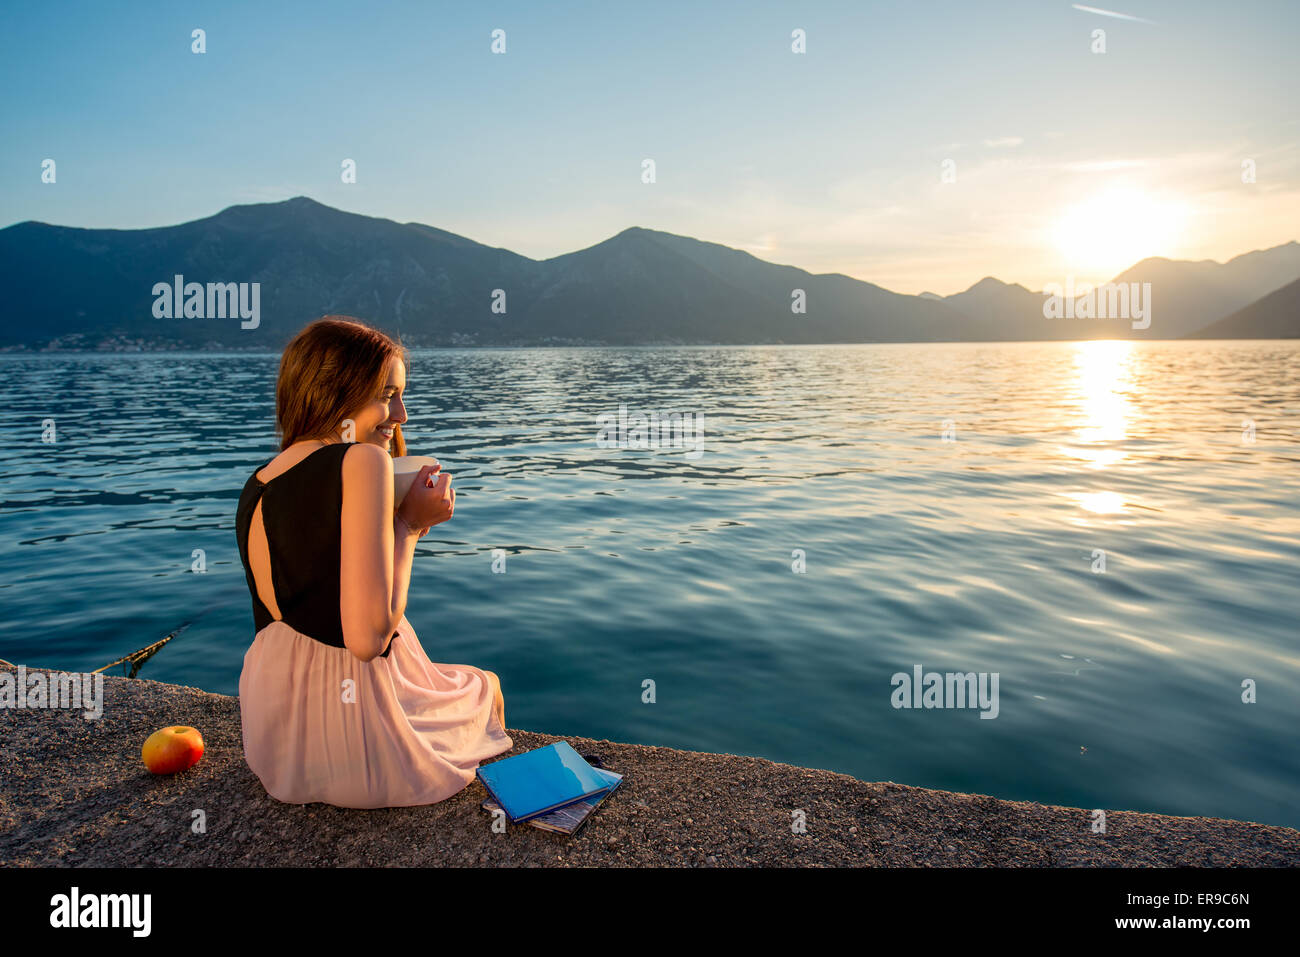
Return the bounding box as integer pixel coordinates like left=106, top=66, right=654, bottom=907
left=377, top=426, right=394, bottom=439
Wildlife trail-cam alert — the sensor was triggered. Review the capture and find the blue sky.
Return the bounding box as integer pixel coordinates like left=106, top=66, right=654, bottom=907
left=3, top=0, right=1296, bottom=293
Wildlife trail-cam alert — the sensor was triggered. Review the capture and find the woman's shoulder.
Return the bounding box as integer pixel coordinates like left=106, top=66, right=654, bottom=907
left=339, top=441, right=391, bottom=486
left=340, top=440, right=388, bottom=467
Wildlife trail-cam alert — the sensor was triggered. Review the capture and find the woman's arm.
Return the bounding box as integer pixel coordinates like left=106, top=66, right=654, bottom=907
left=339, top=442, right=412, bottom=661
left=387, top=511, right=423, bottom=639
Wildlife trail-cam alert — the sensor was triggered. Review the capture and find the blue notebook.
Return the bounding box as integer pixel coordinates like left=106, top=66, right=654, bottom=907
left=475, top=740, right=613, bottom=823
left=482, top=766, right=624, bottom=835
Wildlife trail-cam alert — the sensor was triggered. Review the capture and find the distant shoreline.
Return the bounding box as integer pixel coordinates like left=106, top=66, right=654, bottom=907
left=2, top=337, right=1296, bottom=356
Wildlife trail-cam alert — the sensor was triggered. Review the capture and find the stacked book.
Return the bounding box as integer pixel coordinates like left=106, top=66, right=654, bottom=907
left=477, top=740, right=623, bottom=835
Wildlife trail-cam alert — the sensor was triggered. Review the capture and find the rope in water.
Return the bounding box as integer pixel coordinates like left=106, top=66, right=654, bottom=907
left=92, top=629, right=185, bottom=678
left=91, top=595, right=232, bottom=678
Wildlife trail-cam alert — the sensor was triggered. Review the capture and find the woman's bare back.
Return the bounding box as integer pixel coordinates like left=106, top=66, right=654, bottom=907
left=247, top=442, right=331, bottom=622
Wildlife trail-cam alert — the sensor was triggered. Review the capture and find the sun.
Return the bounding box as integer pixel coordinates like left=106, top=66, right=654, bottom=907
left=1053, top=187, right=1186, bottom=277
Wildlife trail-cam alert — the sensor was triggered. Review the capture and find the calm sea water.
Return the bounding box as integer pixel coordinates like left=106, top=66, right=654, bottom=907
left=1, top=341, right=1297, bottom=828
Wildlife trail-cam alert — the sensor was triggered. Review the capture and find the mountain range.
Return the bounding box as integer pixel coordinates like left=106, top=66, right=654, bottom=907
left=1185, top=277, right=1300, bottom=339
left=0, top=197, right=1295, bottom=350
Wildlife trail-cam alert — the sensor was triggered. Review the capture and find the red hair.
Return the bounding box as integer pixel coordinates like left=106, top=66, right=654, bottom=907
left=274, top=316, right=408, bottom=456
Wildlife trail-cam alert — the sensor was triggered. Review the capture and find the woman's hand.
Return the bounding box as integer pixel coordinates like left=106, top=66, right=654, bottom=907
left=396, top=463, right=455, bottom=534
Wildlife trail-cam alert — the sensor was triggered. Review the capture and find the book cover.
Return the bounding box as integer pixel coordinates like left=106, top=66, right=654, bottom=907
left=474, top=740, right=613, bottom=822
left=482, top=766, right=623, bottom=835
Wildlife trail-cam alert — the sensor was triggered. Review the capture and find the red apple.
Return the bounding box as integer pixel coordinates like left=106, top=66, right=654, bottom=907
left=142, top=726, right=204, bottom=774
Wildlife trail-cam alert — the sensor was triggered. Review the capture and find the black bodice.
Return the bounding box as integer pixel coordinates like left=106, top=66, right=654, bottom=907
left=235, top=442, right=395, bottom=657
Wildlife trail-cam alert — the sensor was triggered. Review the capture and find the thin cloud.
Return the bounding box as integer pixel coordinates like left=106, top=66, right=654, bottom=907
left=1071, top=4, right=1156, bottom=24
left=1060, top=158, right=1152, bottom=172
left=983, top=137, right=1025, bottom=148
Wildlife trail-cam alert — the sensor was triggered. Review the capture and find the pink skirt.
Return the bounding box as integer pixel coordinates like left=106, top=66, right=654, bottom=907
left=238, top=616, right=512, bottom=808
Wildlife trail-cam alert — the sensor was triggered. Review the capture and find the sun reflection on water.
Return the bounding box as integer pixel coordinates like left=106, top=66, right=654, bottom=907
left=1071, top=490, right=1127, bottom=514
left=1063, top=339, right=1136, bottom=469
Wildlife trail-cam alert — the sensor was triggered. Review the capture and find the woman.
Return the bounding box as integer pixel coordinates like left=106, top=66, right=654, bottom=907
left=235, top=316, right=511, bottom=808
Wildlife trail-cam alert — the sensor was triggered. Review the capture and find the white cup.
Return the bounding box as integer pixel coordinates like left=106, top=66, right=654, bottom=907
left=392, top=455, right=440, bottom=511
